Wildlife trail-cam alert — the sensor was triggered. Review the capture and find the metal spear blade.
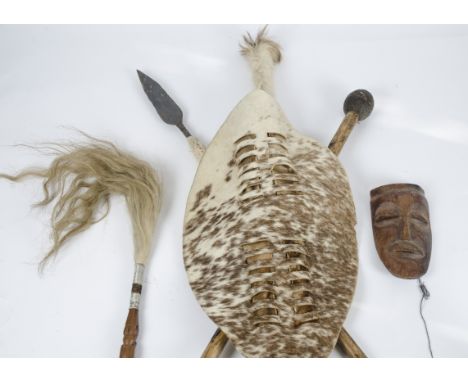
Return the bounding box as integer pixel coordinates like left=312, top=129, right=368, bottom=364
left=137, top=70, right=191, bottom=137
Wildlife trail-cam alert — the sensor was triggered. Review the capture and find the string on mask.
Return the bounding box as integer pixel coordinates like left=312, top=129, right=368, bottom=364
left=418, top=278, right=434, bottom=358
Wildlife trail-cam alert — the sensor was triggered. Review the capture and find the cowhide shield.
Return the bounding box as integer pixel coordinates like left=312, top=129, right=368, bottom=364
left=183, top=89, right=358, bottom=357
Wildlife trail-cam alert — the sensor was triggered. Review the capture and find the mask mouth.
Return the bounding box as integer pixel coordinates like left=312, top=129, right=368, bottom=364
left=390, top=240, right=424, bottom=259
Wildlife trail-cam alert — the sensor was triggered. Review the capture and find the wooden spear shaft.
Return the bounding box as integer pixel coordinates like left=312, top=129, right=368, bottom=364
left=201, top=328, right=229, bottom=358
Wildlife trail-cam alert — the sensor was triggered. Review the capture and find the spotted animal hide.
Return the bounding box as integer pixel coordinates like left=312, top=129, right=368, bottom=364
left=183, top=89, right=358, bottom=357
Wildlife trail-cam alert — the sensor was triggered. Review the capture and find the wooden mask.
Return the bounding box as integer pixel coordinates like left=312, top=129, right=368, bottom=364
left=370, top=184, right=432, bottom=279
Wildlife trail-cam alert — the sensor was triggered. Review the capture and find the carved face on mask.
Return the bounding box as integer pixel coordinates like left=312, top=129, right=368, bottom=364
left=370, top=184, right=431, bottom=279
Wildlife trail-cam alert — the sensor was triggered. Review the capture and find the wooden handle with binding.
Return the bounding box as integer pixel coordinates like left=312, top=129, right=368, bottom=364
left=119, top=308, right=139, bottom=358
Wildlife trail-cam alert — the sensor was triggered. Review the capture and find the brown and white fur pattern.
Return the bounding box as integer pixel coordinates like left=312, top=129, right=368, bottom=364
left=183, top=30, right=358, bottom=357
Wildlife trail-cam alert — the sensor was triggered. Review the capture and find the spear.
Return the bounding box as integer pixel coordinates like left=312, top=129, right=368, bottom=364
left=137, top=70, right=205, bottom=161
left=137, top=69, right=370, bottom=358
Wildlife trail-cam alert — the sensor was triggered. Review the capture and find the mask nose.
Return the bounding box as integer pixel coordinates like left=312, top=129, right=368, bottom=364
left=401, top=216, right=412, bottom=240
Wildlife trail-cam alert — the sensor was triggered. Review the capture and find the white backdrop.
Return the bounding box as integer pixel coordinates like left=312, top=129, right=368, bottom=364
left=0, top=25, right=467, bottom=357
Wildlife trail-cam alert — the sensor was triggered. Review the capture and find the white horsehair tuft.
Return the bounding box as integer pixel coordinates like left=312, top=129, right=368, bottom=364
left=240, top=26, right=282, bottom=96
left=0, top=133, right=161, bottom=269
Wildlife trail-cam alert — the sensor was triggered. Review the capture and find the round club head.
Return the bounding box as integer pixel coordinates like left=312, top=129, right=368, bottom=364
left=343, top=89, right=374, bottom=121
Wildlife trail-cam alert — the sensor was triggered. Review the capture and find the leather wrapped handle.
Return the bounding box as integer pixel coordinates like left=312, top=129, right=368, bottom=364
left=119, top=308, right=139, bottom=358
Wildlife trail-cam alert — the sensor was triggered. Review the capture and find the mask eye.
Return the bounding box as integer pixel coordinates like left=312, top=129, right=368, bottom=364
left=374, top=204, right=400, bottom=224
left=411, top=214, right=428, bottom=224
left=375, top=214, right=399, bottom=223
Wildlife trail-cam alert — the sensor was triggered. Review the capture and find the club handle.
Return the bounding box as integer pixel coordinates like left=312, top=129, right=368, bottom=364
left=336, top=327, right=367, bottom=358
left=119, top=308, right=139, bottom=358
left=328, top=111, right=359, bottom=155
